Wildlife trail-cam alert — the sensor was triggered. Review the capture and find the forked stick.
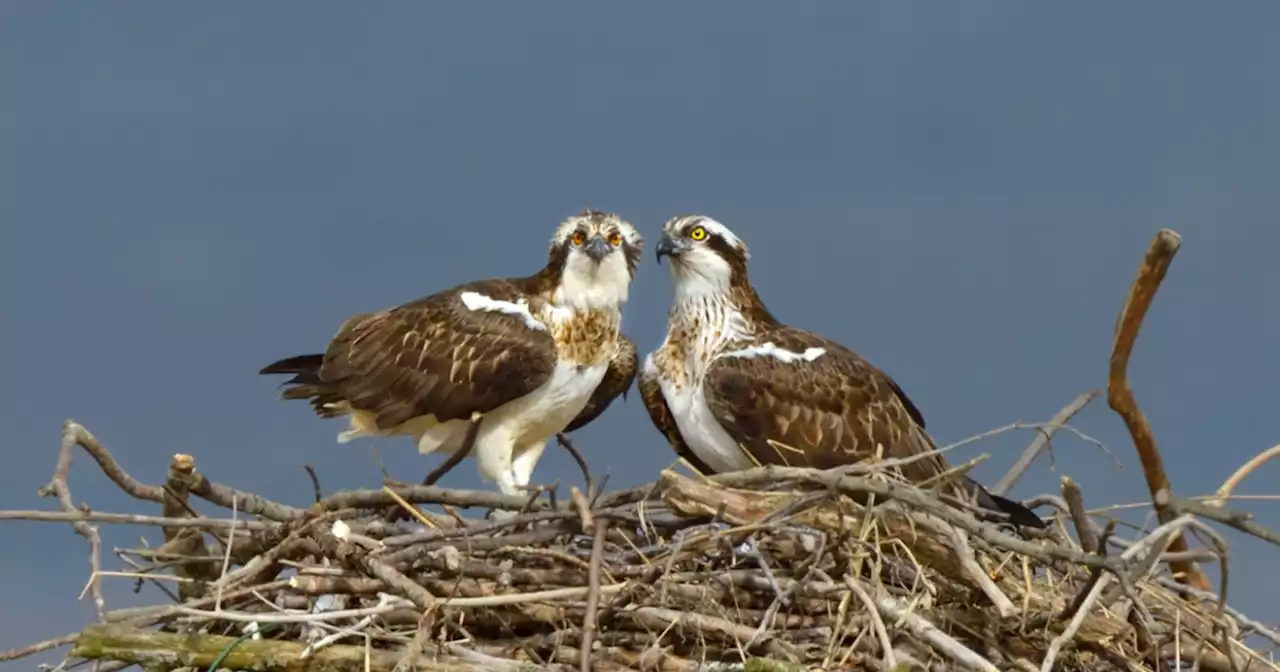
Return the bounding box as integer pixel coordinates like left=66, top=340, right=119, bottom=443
left=1106, top=228, right=1210, bottom=591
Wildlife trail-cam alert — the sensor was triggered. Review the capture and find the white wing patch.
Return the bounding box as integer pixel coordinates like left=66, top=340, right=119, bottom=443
left=723, top=342, right=826, bottom=363
left=459, top=291, right=545, bottom=331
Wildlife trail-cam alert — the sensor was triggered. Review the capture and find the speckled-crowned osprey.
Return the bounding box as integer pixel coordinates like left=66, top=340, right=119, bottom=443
left=260, top=209, right=643, bottom=498
left=638, top=215, right=1046, bottom=529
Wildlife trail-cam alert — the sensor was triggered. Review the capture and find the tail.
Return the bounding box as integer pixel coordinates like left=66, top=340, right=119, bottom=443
left=965, top=477, right=1048, bottom=529
left=908, top=423, right=1047, bottom=530
left=259, top=354, right=347, bottom=418
left=260, top=353, right=324, bottom=380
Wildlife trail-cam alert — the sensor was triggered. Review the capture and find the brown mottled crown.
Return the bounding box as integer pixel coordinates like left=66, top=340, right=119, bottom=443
left=547, top=207, right=645, bottom=276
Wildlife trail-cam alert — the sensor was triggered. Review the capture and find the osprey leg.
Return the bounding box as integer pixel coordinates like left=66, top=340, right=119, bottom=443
left=382, top=414, right=484, bottom=523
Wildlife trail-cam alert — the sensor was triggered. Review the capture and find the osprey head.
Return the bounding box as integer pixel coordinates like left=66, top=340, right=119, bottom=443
left=655, top=215, right=750, bottom=295
left=548, top=208, right=644, bottom=309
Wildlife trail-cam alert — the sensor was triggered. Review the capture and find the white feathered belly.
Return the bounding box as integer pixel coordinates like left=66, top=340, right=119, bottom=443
left=415, top=359, right=609, bottom=455
left=662, top=379, right=756, bottom=473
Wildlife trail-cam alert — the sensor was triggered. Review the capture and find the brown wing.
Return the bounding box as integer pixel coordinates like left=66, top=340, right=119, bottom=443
left=701, top=327, right=952, bottom=484
left=263, top=278, right=559, bottom=431
left=563, top=334, right=637, bottom=433
left=702, top=327, right=1047, bottom=528
left=637, top=358, right=716, bottom=475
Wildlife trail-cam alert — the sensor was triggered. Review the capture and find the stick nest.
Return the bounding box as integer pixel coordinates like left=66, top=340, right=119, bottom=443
left=7, top=421, right=1279, bottom=672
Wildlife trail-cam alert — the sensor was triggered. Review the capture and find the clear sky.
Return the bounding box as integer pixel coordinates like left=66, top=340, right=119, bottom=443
left=3, top=2, right=1279, bottom=665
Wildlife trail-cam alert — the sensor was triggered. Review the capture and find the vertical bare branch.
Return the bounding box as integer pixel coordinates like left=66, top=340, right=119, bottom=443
left=37, top=420, right=107, bottom=621
left=159, top=453, right=220, bottom=600
left=579, top=518, right=610, bottom=671
left=1106, top=228, right=1211, bottom=592
left=1060, top=476, right=1099, bottom=554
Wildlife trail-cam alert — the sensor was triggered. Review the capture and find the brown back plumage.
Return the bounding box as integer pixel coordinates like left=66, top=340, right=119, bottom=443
left=645, top=214, right=1046, bottom=529
left=704, top=329, right=1046, bottom=528
left=262, top=277, right=559, bottom=431
left=702, top=326, right=939, bottom=473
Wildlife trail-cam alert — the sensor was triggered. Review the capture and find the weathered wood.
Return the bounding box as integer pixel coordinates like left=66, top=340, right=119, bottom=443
left=72, top=623, right=552, bottom=672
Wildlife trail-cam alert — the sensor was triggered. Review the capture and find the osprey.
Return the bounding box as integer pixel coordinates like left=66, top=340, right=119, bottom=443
left=260, top=208, right=643, bottom=500
left=638, top=215, right=1046, bottom=529
left=562, top=337, right=638, bottom=434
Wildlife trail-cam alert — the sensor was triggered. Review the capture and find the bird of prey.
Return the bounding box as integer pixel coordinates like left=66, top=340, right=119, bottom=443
left=259, top=208, right=644, bottom=499
left=637, top=214, right=1046, bottom=529
left=562, top=337, right=637, bottom=434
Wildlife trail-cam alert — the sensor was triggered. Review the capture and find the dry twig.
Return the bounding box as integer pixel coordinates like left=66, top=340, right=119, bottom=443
left=993, top=389, right=1102, bottom=495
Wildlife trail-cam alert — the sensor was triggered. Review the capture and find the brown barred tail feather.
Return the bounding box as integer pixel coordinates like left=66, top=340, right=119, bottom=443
left=966, top=477, right=1047, bottom=529
left=259, top=353, right=324, bottom=379
left=259, top=353, right=348, bottom=418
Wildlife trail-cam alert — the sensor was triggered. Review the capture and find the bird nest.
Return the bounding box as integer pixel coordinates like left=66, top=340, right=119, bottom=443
left=5, top=419, right=1279, bottom=672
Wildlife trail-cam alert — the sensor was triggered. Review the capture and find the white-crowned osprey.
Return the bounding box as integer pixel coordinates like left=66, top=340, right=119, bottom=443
left=260, top=209, right=643, bottom=499
left=638, top=215, right=1046, bottom=529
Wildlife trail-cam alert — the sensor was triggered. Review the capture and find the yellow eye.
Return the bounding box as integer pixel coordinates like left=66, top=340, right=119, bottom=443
left=571, top=231, right=586, bottom=246
left=608, top=232, right=622, bottom=246
left=689, top=226, right=707, bottom=241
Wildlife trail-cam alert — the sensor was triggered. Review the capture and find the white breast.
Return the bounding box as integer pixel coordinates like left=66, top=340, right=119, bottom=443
left=490, top=302, right=616, bottom=443
left=645, top=353, right=755, bottom=474
left=507, top=359, right=610, bottom=441
left=414, top=358, right=607, bottom=457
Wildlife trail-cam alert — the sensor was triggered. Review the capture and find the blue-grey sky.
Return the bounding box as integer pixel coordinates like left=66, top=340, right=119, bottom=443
left=3, top=2, right=1279, bottom=665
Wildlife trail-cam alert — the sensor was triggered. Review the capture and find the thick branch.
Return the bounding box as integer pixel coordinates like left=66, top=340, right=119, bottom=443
left=1105, top=229, right=1210, bottom=591
left=37, top=420, right=107, bottom=620
left=0, top=509, right=275, bottom=530
left=73, top=623, right=565, bottom=672
left=159, top=452, right=220, bottom=598
left=324, top=484, right=548, bottom=513
left=1060, top=476, right=1099, bottom=554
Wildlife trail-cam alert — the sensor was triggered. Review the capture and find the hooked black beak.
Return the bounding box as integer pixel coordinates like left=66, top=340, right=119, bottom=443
left=655, top=233, right=679, bottom=263
left=583, top=235, right=610, bottom=261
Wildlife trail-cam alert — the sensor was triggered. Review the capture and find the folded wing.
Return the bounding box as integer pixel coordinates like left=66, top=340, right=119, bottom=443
left=262, top=279, right=560, bottom=431
left=699, top=327, right=1045, bottom=528
left=700, top=327, right=946, bottom=477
